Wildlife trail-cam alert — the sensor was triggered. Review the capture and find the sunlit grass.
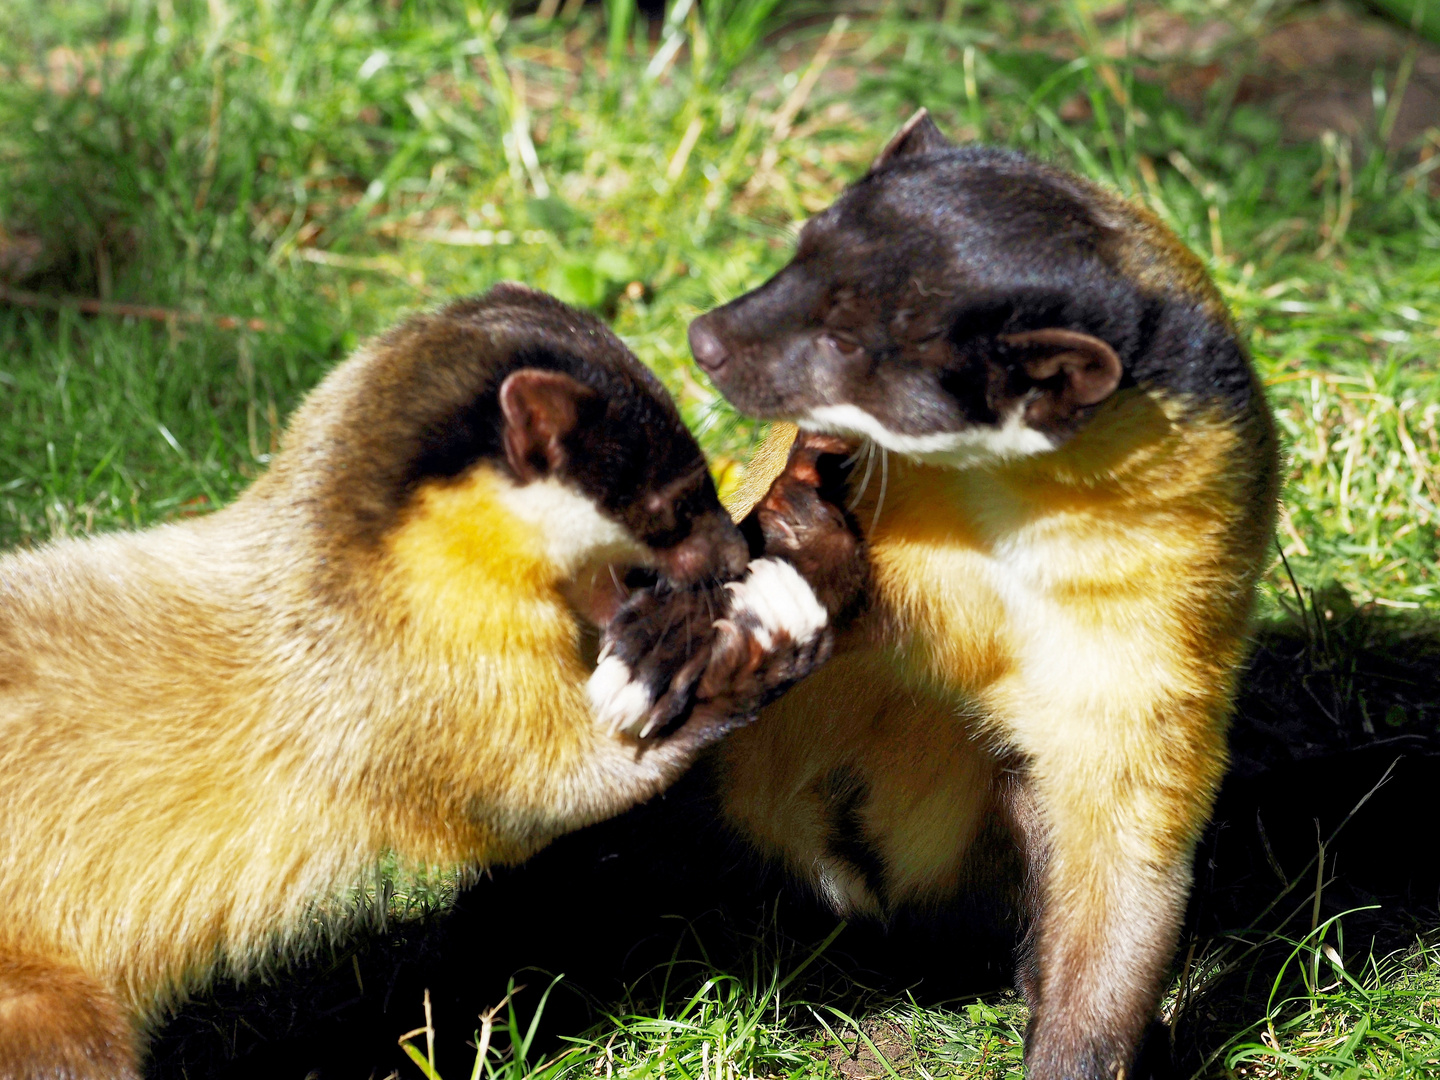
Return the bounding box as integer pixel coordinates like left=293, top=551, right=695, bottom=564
left=3, top=1, right=1438, bottom=1076
left=3, top=0, right=1437, bottom=604
left=1217, top=926, right=1440, bottom=1079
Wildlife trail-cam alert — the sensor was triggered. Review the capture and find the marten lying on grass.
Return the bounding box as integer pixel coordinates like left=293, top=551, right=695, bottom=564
left=0, top=285, right=843, bottom=1079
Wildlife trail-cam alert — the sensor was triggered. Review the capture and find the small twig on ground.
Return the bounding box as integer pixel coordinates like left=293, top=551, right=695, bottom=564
left=0, top=285, right=270, bottom=332
left=299, top=246, right=424, bottom=282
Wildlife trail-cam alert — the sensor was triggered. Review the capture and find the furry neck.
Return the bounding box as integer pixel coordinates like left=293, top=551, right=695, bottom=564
left=382, top=462, right=611, bottom=662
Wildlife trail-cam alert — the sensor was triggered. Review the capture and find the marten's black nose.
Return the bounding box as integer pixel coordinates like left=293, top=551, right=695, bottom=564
left=688, top=319, right=729, bottom=374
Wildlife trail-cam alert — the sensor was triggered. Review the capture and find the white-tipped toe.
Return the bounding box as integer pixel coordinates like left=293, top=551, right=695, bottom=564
left=723, top=558, right=827, bottom=645
left=587, top=654, right=652, bottom=736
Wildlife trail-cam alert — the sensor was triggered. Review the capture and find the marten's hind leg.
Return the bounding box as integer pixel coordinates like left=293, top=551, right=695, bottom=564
left=0, top=952, right=139, bottom=1080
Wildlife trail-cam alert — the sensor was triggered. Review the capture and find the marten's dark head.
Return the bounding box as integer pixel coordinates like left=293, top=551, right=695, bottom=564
left=689, top=111, right=1260, bottom=465
left=278, top=284, right=746, bottom=597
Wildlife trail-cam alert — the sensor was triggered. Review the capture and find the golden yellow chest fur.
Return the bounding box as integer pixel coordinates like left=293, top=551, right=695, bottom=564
left=717, top=388, right=1274, bottom=918
left=866, top=392, right=1257, bottom=728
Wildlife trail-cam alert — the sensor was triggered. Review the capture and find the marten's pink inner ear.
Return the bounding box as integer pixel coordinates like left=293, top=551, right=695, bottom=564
left=871, top=108, right=953, bottom=171
left=498, top=369, right=596, bottom=482
left=1000, top=328, right=1123, bottom=422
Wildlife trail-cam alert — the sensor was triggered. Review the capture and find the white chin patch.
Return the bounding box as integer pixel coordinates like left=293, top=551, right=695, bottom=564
left=803, top=403, right=1054, bottom=467
left=724, top=558, right=828, bottom=650
left=494, top=475, right=646, bottom=576
left=586, top=651, right=652, bottom=737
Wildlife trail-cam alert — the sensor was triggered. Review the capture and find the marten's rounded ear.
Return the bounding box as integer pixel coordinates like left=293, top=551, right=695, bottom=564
left=1000, top=329, right=1122, bottom=424
left=499, top=369, right=597, bottom=482
left=871, top=108, right=953, bottom=171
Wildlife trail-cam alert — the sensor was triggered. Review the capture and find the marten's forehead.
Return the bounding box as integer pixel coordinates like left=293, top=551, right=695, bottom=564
left=817, top=163, right=1103, bottom=245
left=594, top=405, right=707, bottom=494
left=791, top=172, right=1122, bottom=311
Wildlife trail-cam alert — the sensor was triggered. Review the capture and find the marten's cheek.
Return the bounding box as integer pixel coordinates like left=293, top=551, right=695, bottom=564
left=560, top=561, right=645, bottom=631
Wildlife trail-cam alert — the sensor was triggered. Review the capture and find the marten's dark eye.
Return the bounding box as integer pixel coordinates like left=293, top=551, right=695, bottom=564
left=623, top=566, right=658, bottom=590
left=820, top=332, right=865, bottom=361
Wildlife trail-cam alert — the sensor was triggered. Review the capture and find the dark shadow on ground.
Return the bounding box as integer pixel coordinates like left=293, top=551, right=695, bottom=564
left=149, top=609, right=1440, bottom=1080
left=1173, top=608, right=1440, bottom=1074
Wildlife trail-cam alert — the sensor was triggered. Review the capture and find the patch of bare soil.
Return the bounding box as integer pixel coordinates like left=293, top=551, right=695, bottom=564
left=1148, top=4, right=1440, bottom=149
left=824, top=1017, right=917, bottom=1080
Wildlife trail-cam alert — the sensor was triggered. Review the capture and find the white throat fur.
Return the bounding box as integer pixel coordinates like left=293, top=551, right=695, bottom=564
left=803, top=403, right=1054, bottom=468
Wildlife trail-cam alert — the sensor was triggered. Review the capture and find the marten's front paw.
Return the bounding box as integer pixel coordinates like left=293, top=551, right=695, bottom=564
left=750, top=432, right=868, bottom=623
left=587, top=584, right=720, bottom=738
left=700, top=557, right=832, bottom=714
left=587, top=559, right=830, bottom=740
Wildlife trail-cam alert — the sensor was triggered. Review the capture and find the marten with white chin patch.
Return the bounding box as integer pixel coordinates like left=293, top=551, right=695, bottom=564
left=0, top=284, right=833, bottom=1079
left=685, top=112, right=1281, bottom=1080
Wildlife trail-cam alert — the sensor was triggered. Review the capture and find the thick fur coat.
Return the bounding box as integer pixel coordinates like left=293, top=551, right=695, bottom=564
left=0, top=286, right=830, bottom=1079
left=691, top=115, right=1281, bottom=1080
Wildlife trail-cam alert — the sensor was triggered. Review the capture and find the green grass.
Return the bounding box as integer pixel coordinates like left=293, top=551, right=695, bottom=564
left=378, top=918, right=1440, bottom=1080
left=3, top=0, right=1437, bottom=604
left=1214, top=930, right=1440, bottom=1079
left=3, top=0, right=1439, bottom=1077
left=383, top=917, right=1036, bottom=1080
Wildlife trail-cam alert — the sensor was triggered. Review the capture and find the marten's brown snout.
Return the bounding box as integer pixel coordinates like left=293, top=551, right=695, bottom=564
left=688, top=319, right=730, bottom=375
left=654, top=508, right=749, bottom=587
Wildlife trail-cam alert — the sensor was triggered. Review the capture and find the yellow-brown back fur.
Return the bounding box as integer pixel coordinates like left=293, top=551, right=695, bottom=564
left=0, top=294, right=733, bottom=1071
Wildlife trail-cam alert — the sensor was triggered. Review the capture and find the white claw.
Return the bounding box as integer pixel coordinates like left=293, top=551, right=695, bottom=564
left=586, top=654, right=653, bottom=737
left=711, top=617, right=740, bottom=641
left=721, top=558, right=828, bottom=647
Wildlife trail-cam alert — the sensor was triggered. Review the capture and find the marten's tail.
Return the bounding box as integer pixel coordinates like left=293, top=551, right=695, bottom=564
left=0, top=950, right=138, bottom=1080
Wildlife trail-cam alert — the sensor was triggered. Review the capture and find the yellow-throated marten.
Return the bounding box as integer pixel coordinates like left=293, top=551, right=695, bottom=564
left=686, top=112, right=1281, bottom=1080
left=0, top=285, right=833, bottom=1079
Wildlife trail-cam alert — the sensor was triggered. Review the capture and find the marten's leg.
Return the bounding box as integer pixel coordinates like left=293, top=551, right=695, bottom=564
left=1015, top=722, right=1214, bottom=1080
left=0, top=952, right=139, bottom=1080
left=995, top=762, right=1046, bottom=1010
